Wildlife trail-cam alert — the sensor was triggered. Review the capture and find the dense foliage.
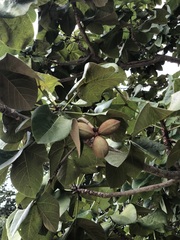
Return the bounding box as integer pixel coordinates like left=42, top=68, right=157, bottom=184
left=0, top=0, right=180, bottom=239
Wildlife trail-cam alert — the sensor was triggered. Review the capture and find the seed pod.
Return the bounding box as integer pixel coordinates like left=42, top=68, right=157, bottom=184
left=77, top=117, right=94, bottom=129
left=92, top=136, right=109, bottom=158
left=78, top=122, right=95, bottom=139
left=98, top=119, right=120, bottom=136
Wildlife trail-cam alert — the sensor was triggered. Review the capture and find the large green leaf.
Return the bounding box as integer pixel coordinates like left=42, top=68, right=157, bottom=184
left=0, top=15, right=34, bottom=50
left=48, top=141, right=66, bottom=177
left=0, top=71, right=38, bottom=110
left=111, top=204, right=137, bottom=225
left=138, top=210, right=167, bottom=233
left=106, top=161, right=127, bottom=187
left=106, top=142, right=145, bottom=187
left=65, top=218, right=106, bottom=240
left=10, top=143, right=48, bottom=197
left=0, top=54, right=38, bottom=79
left=19, top=205, right=43, bottom=240
left=133, top=137, right=165, bottom=159
left=68, top=62, right=126, bottom=106
left=37, top=193, right=59, bottom=232
left=4, top=211, right=22, bottom=240
left=32, top=105, right=72, bottom=144
left=19, top=204, right=54, bottom=240
left=132, top=103, right=173, bottom=136
left=57, top=153, right=80, bottom=187
left=105, top=150, right=128, bottom=167
left=10, top=201, right=33, bottom=237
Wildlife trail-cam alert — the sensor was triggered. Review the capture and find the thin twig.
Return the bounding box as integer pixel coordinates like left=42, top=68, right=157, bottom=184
left=50, top=56, right=91, bottom=67
left=0, top=103, right=28, bottom=121
left=59, top=72, right=83, bottom=83
left=144, top=163, right=180, bottom=179
left=72, top=2, right=96, bottom=56
left=118, top=54, right=180, bottom=70
left=73, top=179, right=177, bottom=198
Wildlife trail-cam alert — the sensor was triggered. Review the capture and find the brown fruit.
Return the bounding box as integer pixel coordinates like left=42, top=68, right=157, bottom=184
left=92, top=136, right=109, bottom=158
left=98, top=119, right=120, bottom=136
left=78, top=122, right=95, bottom=139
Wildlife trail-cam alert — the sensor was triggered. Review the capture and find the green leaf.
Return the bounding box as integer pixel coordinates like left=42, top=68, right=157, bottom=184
left=19, top=205, right=43, bottom=240
left=37, top=72, right=62, bottom=100
left=0, top=116, right=25, bottom=143
left=168, top=91, right=180, bottom=111
left=166, top=140, right=180, bottom=168
left=92, top=0, right=108, bottom=7
left=0, top=150, right=22, bottom=170
left=0, top=40, right=11, bottom=57
left=0, top=15, right=34, bottom=50
left=106, top=142, right=145, bottom=187
left=77, top=218, right=106, bottom=240
left=133, top=137, right=165, bottom=158
left=106, top=162, right=127, bottom=187
left=133, top=103, right=173, bottom=136
left=124, top=142, right=145, bottom=177
left=74, top=145, right=104, bottom=174
left=66, top=218, right=106, bottom=240
left=56, top=191, right=71, bottom=217
left=111, top=204, right=137, bottom=225
left=68, top=62, right=126, bottom=106
left=57, top=153, right=80, bottom=187
left=105, top=150, right=128, bottom=167
left=48, top=141, right=65, bottom=177
left=100, top=27, right=123, bottom=57
left=0, top=166, right=8, bottom=185
left=0, top=132, right=31, bottom=170
left=32, top=105, right=72, bottom=144
left=138, top=210, right=167, bottom=233
left=11, top=143, right=47, bottom=197
left=4, top=211, right=22, bottom=240
left=37, top=193, right=59, bottom=232
left=0, top=54, right=39, bottom=79
left=0, top=71, right=37, bottom=110
left=10, top=201, right=33, bottom=237
left=94, top=10, right=119, bottom=25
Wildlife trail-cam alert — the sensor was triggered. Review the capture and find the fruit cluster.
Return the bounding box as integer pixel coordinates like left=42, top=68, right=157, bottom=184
left=78, top=118, right=120, bottom=158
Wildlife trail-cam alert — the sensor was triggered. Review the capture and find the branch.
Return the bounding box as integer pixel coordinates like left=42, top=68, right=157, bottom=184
left=144, top=163, right=180, bottom=179
left=118, top=54, right=180, bottom=70
left=72, top=3, right=96, bottom=57
left=49, top=56, right=91, bottom=67
left=0, top=103, right=28, bottom=121
left=59, top=72, right=83, bottom=83
left=73, top=179, right=177, bottom=198
left=160, top=120, right=172, bottom=154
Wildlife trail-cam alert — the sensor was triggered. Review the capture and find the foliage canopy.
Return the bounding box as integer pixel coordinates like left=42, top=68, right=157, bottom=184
left=0, top=0, right=180, bottom=239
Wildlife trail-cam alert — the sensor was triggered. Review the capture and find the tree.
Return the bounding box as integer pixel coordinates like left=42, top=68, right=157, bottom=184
left=0, top=0, right=180, bottom=239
